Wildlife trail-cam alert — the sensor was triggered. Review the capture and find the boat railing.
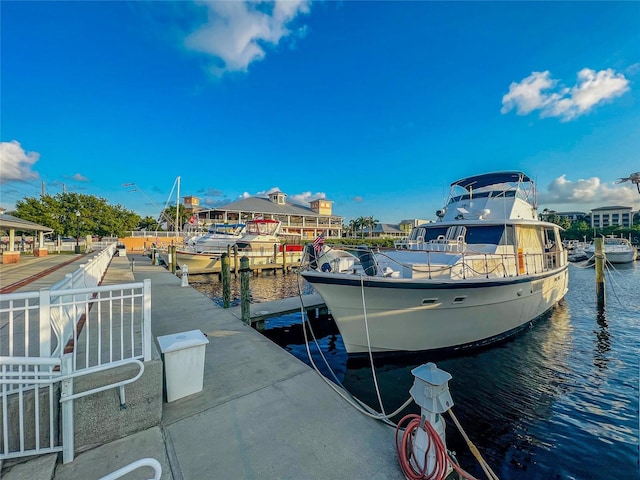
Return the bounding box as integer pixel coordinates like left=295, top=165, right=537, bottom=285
left=424, top=238, right=465, bottom=253
left=394, top=237, right=425, bottom=249
left=311, top=244, right=565, bottom=280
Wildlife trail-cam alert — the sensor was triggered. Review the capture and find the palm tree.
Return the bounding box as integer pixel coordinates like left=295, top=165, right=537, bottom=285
left=367, top=216, right=379, bottom=238
left=355, top=216, right=366, bottom=239
left=347, top=218, right=358, bottom=238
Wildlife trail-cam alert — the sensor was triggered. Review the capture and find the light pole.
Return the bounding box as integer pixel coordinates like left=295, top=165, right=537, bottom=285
left=75, top=211, right=81, bottom=254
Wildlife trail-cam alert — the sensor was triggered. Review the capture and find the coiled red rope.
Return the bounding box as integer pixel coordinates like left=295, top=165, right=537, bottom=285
left=395, top=414, right=480, bottom=480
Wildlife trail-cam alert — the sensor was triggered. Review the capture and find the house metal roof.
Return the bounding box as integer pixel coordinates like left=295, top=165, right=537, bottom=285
left=363, top=223, right=404, bottom=234
left=204, top=197, right=341, bottom=218
left=0, top=214, right=54, bottom=233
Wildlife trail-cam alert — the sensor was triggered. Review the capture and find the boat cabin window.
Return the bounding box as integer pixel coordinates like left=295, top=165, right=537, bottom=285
left=420, top=227, right=449, bottom=241
left=448, top=191, right=492, bottom=204
left=516, top=225, right=544, bottom=251
left=421, top=225, right=510, bottom=244
left=464, top=225, right=508, bottom=245
left=448, top=190, right=517, bottom=204
left=543, top=227, right=562, bottom=250
left=488, top=189, right=517, bottom=200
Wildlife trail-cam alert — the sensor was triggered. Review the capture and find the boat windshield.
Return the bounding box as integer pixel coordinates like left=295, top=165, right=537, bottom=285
left=466, top=225, right=511, bottom=244
left=246, top=220, right=280, bottom=235
left=420, top=224, right=512, bottom=245
left=208, top=223, right=244, bottom=234
left=410, top=226, right=448, bottom=241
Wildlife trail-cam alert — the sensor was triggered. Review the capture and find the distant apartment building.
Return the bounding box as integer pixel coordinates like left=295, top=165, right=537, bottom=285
left=183, top=191, right=343, bottom=240
left=588, top=206, right=634, bottom=228
left=556, top=211, right=587, bottom=222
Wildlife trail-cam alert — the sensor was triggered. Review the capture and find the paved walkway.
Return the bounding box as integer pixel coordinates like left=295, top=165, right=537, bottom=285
left=2, top=252, right=405, bottom=480
left=0, top=252, right=101, bottom=293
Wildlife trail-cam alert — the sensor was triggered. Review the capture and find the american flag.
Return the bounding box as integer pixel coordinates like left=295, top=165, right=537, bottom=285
left=313, top=232, right=325, bottom=253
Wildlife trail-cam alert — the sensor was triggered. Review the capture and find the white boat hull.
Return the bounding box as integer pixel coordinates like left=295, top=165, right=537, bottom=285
left=176, top=249, right=303, bottom=274
left=302, top=268, right=569, bottom=354
left=600, top=250, right=636, bottom=264
left=585, top=243, right=637, bottom=264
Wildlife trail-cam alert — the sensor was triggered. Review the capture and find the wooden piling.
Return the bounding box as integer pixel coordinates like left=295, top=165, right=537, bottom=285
left=595, top=237, right=605, bottom=308
left=282, top=246, right=287, bottom=274
left=240, top=256, right=250, bottom=324
left=171, top=246, right=177, bottom=274
left=233, top=244, right=239, bottom=278
left=222, top=253, right=231, bottom=308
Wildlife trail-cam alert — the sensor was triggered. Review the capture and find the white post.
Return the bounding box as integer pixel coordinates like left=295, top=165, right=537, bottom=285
left=60, top=353, right=75, bottom=463
left=409, top=363, right=454, bottom=475
left=39, top=288, right=51, bottom=357
left=181, top=265, right=189, bottom=287
left=143, top=279, right=152, bottom=362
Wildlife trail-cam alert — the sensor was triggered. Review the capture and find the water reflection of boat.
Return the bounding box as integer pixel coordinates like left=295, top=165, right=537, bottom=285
left=301, top=171, right=570, bottom=355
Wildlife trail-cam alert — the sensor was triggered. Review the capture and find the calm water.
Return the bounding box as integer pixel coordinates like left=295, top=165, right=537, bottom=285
left=191, top=263, right=640, bottom=479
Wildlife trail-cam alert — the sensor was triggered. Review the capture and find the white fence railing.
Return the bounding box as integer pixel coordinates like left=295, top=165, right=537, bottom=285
left=0, top=354, right=145, bottom=463
left=0, top=244, right=153, bottom=463
left=0, top=243, right=121, bottom=360
left=0, top=357, right=62, bottom=458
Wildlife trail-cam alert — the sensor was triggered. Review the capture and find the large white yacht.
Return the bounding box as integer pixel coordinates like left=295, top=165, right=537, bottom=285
left=301, top=171, right=569, bottom=355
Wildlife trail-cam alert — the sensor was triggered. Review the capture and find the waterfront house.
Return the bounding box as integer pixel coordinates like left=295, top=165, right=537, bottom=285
left=183, top=191, right=343, bottom=241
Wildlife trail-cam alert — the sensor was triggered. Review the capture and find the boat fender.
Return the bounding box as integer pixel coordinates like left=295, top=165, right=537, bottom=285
left=321, top=262, right=332, bottom=272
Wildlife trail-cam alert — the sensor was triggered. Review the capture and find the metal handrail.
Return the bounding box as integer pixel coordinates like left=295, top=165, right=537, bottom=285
left=99, top=458, right=162, bottom=480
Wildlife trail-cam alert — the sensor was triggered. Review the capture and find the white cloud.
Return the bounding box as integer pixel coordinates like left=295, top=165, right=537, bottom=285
left=241, top=187, right=281, bottom=199
left=238, top=188, right=325, bottom=205
left=0, top=140, right=40, bottom=184
left=502, top=68, right=629, bottom=121
left=185, top=0, right=311, bottom=76
left=289, top=191, right=325, bottom=205
left=501, top=71, right=560, bottom=115
left=72, top=173, right=90, bottom=182
left=538, top=174, right=640, bottom=210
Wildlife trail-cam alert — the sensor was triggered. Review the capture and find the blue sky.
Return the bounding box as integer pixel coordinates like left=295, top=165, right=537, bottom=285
left=1, top=1, right=639, bottom=223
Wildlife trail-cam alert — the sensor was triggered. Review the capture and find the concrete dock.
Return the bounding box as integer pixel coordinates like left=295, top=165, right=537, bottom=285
left=1, top=252, right=405, bottom=479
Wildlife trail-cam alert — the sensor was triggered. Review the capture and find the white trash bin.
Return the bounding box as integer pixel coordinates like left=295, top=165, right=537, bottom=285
left=157, top=330, right=209, bottom=402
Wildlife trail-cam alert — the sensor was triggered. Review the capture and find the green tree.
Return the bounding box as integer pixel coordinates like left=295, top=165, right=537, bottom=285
left=13, top=192, right=141, bottom=238
left=354, top=216, right=366, bottom=238
left=562, top=220, right=589, bottom=241
left=161, top=204, right=188, bottom=232
left=366, top=216, right=379, bottom=238
left=344, top=219, right=358, bottom=238
left=138, top=216, right=162, bottom=232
